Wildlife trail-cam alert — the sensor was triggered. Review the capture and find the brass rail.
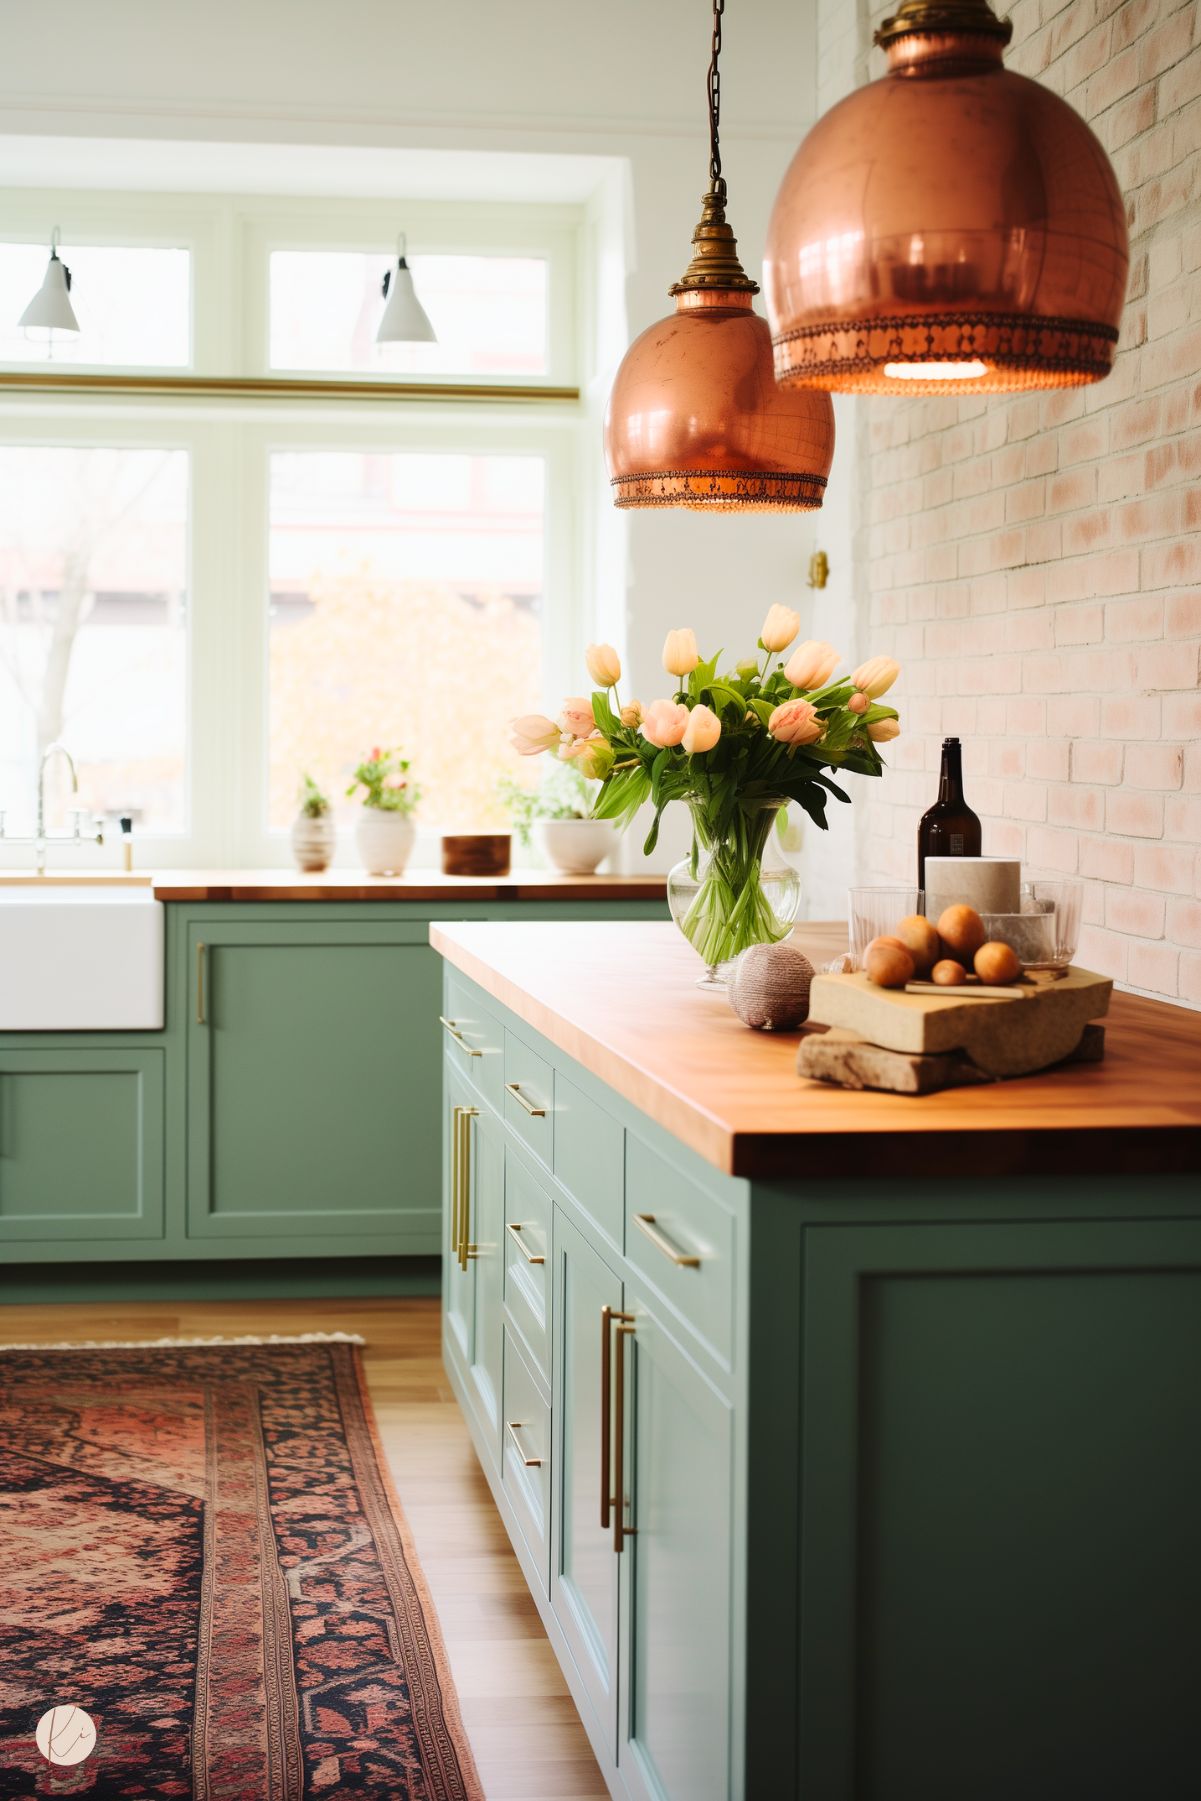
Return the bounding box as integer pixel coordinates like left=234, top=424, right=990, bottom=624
left=0, top=372, right=579, bottom=406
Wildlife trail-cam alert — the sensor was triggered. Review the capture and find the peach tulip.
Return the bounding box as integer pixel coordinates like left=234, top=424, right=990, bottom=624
left=784, top=639, right=841, bottom=690
left=640, top=699, right=691, bottom=748
left=558, top=697, right=597, bottom=739
left=848, top=691, right=869, bottom=714
left=867, top=716, right=901, bottom=742
left=620, top=700, right=643, bottom=728
left=510, top=713, right=561, bottom=756
left=585, top=642, right=622, bottom=688
left=662, top=628, right=700, bottom=678
left=559, top=732, right=615, bottom=780
left=768, top=699, right=823, bottom=746
left=682, top=704, right=721, bottom=754
left=760, top=604, right=800, bottom=654
left=853, top=655, right=900, bottom=698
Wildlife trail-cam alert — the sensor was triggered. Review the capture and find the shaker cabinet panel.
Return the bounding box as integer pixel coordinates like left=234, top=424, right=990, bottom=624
left=186, top=922, right=441, bottom=1245
left=0, top=1049, right=165, bottom=1242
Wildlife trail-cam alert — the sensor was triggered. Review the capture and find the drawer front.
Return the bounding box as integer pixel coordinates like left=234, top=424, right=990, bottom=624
left=441, top=971, right=505, bottom=1113
left=504, top=1145, right=552, bottom=1383
left=503, top=1030, right=554, bottom=1167
left=553, top=1071, right=625, bottom=1255
left=625, top=1133, right=735, bottom=1371
left=502, top=1325, right=552, bottom=1593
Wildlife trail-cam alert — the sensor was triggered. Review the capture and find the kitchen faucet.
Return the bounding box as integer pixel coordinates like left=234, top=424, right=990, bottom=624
left=0, top=742, right=105, bottom=874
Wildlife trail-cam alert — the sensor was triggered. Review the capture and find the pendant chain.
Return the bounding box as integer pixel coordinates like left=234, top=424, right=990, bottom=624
left=708, top=0, right=726, bottom=203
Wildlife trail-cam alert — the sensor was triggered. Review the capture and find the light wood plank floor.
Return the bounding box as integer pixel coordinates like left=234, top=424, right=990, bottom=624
left=0, top=1294, right=606, bottom=1801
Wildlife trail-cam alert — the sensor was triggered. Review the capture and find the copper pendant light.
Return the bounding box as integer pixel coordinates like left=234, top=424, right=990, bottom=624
left=764, top=0, right=1129, bottom=394
left=604, top=0, right=834, bottom=510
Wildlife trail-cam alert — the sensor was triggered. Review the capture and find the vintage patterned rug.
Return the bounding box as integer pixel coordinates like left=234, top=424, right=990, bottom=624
left=0, top=1335, right=482, bottom=1799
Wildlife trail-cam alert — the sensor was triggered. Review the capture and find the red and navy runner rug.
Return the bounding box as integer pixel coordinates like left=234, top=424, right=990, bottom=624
left=0, top=1337, right=482, bottom=1799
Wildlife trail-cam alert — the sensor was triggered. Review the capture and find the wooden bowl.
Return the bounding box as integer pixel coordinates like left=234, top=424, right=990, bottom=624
left=441, top=833, right=512, bottom=878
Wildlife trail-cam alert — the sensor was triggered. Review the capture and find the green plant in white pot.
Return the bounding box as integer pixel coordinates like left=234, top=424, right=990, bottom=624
left=499, top=755, right=616, bottom=876
left=291, top=773, right=336, bottom=872
left=347, top=746, right=420, bottom=875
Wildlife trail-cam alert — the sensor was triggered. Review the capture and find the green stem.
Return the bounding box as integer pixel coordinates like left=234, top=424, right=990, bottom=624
left=677, top=801, right=792, bottom=969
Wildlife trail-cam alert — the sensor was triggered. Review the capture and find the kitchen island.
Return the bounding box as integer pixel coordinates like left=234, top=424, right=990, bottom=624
left=432, top=919, right=1201, bottom=1801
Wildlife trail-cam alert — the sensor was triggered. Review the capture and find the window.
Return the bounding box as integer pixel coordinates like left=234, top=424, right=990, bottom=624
left=0, top=194, right=583, bottom=865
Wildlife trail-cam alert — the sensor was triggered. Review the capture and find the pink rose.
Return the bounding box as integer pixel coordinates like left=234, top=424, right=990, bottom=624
left=768, top=699, right=823, bottom=746
left=640, top=699, right=691, bottom=748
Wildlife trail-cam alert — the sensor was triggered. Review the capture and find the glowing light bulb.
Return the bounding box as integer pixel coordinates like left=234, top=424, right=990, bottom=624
left=884, top=360, right=989, bottom=381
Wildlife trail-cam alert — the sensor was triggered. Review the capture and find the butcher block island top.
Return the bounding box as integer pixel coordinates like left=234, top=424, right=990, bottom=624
left=148, top=869, right=666, bottom=902
left=430, top=920, right=1201, bottom=1180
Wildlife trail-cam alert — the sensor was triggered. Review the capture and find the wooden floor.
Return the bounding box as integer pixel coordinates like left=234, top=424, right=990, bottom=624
left=0, top=1294, right=606, bottom=1801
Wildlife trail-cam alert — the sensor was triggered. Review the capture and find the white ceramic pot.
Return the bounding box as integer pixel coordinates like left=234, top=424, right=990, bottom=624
left=535, top=817, right=617, bottom=876
left=356, top=810, right=416, bottom=876
left=290, top=813, right=336, bottom=873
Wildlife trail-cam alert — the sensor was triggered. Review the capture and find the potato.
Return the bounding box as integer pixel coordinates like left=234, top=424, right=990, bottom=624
left=974, top=940, right=1021, bottom=985
left=937, top=903, right=986, bottom=962
left=894, top=913, right=941, bottom=976
left=931, top=958, right=968, bottom=986
left=865, top=942, right=915, bottom=988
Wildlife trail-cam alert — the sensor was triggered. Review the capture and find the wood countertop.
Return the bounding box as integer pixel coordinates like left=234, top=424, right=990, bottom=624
left=140, top=869, right=667, bottom=902
left=430, top=920, right=1201, bottom=1180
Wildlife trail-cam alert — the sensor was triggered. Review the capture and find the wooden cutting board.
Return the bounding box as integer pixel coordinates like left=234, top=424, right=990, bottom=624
left=807, top=964, right=1113, bottom=1077
left=799, top=1023, right=1106, bottom=1094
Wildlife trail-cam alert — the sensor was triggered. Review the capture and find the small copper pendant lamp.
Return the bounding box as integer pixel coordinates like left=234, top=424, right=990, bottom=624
left=604, top=0, right=834, bottom=510
left=765, top=0, right=1129, bottom=394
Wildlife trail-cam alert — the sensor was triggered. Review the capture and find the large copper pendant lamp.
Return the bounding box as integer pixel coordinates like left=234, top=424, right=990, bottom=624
left=604, top=0, right=834, bottom=510
left=765, top=0, right=1129, bottom=394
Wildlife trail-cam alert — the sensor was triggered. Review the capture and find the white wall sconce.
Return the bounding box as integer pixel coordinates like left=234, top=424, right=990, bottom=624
left=19, top=228, right=80, bottom=343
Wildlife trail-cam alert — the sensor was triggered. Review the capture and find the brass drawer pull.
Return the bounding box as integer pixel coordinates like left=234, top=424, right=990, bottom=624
left=612, top=1315, right=636, bottom=1555
left=439, top=1016, right=481, bottom=1056
left=506, top=1222, right=545, bottom=1265
left=453, top=1104, right=478, bottom=1270
left=196, top=941, right=207, bottom=1025
left=634, top=1213, right=700, bottom=1268
left=505, top=1419, right=543, bottom=1468
left=506, top=1082, right=546, bottom=1118
left=600, top=1304, right=635, bottom=1537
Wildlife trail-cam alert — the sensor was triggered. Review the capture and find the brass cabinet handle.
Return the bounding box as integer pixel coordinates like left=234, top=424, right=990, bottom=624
left=505, top=1419, right=543, bottom=1468
left=613, top=1316, right=636, bottom=1555
left=439, top=1016, right=481, bottom=1056
left=505, top=1082, right=546, bottom=1117
left=600, top=1304, right=634, bottom=1536
left=196, top=941, right=207, bottom=1025
left=633, top=1212, right=700, bottom=1268
left=451, top=1106, right=464, bottom=1263
left=458, top=1105, right=478, bottom=1270
left=505, top=1222, right=545, bottom=1265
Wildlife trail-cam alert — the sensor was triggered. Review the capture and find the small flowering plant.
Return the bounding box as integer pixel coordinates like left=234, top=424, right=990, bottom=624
left=346, top=746, right=420, bottom=815
left=511, top=611, right=900, bottom=968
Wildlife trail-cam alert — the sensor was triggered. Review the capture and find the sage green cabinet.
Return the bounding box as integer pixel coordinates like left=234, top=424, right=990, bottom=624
left=185, top=919, right=442, bottom=1247
left=550, top=1207, right=624, bottom=1750
left=0, top=1048, right=164, bottom=1243
left=443, top=1061, right=505, bottom=1462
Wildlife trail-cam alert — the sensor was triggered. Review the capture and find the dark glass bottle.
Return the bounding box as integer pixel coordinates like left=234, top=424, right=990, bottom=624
left=917, top=737, right=982, bottom=889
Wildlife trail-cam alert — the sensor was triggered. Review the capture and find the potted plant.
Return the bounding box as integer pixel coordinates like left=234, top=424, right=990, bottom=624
left=499, top=757, right=616, bottom=876
left=347, top=746, right=420, bottom=875
left=290, top=773, right=336, bottom=872
left=512, top=623, right=900, bottom=984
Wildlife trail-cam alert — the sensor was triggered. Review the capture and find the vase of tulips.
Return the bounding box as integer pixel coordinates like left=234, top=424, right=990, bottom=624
left=348, top=747, right=420, bottom=876
left=511, top=613, right=900, bottom=984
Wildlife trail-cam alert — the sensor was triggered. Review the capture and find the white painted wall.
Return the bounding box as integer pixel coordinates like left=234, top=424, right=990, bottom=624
left=0, top=0, right=851, bottom=889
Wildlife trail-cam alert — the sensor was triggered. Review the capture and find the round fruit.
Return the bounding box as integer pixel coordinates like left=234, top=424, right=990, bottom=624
left=931, top=958, right=968, bottom=986
left=865, top=942, right=915, bottom=988
left=863, top=934, right=906, bottom=962
left=937, top=903, right=986, bottom=962
left=974, top=940, right=1021, bottom=985
left=894, top=913, right=941, bottom=976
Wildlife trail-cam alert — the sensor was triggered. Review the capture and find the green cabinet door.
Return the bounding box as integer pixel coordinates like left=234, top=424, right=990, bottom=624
left=186, top=921, right=441, bottom=1247
left=618, top=1282, right=734, bottom=1801
left=463, top=1100, right=505, bottom=1465
left=550, top=1206, right=624, bottom=1755
left=798, top=1218, right=1201, bottom=1801
left=0, top=1049, right=164, bottom=1243
left=444, top=1064, right=476, bottom=1382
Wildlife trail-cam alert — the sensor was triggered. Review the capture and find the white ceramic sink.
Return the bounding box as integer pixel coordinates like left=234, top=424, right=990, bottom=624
left=0, top=886, right=164, bottom=1029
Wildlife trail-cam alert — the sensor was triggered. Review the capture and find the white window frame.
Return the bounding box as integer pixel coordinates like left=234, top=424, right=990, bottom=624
left=0, top=190, right=589, bottom=869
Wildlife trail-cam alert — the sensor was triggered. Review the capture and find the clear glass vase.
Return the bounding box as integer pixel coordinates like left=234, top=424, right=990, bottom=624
left=667, top=797, right=801, bottom=988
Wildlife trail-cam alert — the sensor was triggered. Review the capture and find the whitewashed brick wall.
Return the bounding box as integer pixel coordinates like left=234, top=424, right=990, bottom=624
left=835, top=0, right=1201, bottom=1003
